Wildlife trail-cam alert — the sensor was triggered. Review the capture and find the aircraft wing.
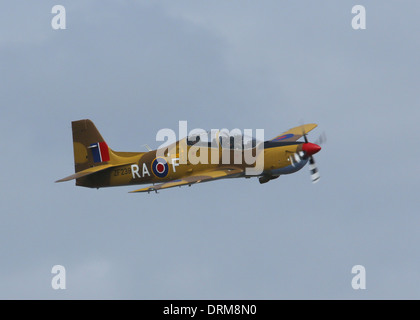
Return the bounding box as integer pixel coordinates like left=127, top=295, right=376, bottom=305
left=271, top=123, right=318, bottom=142
left=56, top=162, right=134, bottom=182
left=130, top=167, right=244, bottom=193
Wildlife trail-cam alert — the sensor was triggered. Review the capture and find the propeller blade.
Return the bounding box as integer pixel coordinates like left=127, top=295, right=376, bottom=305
left=314, top=132, right=327, bottom=145
left=309, top=156, right=320, bottom=183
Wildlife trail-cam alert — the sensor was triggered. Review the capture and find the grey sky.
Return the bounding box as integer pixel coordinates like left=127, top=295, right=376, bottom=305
left=1, top=0, right=419, bottom=299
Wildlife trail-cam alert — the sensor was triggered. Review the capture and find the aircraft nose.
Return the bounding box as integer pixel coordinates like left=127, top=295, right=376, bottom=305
left=302, top=142, right=321, bottom=156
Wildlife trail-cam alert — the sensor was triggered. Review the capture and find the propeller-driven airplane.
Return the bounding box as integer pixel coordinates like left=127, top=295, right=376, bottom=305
left=56, top=120, right=323, bottom=193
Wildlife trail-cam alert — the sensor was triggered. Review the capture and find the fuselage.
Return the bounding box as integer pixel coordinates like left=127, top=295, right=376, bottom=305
left=77, top=141, right=310, bottom=188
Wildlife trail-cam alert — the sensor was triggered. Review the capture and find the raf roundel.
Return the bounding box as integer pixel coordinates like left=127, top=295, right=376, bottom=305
left=152, top=158, right=169, bottom=178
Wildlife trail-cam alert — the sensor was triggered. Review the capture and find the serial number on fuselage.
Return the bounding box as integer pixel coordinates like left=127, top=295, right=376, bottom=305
left=113, top=167, right=132, bottom=177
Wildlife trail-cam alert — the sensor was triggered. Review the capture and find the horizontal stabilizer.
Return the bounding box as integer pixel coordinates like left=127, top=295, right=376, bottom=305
left=56, top=162, right=134, bottom=182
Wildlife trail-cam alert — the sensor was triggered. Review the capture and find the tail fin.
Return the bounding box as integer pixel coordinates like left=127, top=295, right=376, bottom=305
left=72, top=119, right=111, bottom=173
